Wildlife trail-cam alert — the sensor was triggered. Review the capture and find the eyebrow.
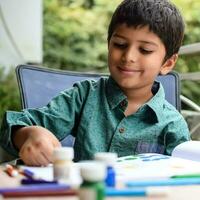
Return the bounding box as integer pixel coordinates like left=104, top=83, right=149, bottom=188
left=112, top=33, right=158, bottom=47
left=138, top=40, right=158, bottom=47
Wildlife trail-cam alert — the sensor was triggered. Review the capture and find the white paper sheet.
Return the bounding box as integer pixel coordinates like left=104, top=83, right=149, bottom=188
left=115, top=153, right=200, bottom=182
left=172, top=141, right=200, bottom=162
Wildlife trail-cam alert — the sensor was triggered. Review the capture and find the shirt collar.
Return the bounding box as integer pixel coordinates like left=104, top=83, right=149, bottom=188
left=106, top=76, right=127, bottom=109
left=106, top=77, right=166, bottom=123
left=144, top=81, right=165, bottom=123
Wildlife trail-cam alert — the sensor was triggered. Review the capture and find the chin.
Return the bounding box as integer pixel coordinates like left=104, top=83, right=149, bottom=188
left=117, top=81, right=137, bottom=90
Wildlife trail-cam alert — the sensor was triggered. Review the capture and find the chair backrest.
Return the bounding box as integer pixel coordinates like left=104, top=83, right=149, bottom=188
left=16, top=64, right=181, bottom=146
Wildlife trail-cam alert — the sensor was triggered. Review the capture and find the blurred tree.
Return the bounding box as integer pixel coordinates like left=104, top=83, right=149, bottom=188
left=43, top=0, right=121, bottom=72
left=0, top=67, right=20, bottom=121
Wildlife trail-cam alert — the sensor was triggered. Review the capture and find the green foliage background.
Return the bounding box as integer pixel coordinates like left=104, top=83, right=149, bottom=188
left=0, top=67, right=20, bottom=119
left=43, top=0, right=200, bottom=104
left=0, top=0, right=199, bottom=122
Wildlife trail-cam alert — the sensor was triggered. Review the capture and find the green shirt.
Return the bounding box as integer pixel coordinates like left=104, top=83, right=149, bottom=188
left=0, top=77, right=190, bottom=161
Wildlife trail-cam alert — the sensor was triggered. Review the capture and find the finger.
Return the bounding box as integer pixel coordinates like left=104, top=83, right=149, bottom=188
left=19, top=148, right=39, bottom=166
left=32, top=155, right=47, bottom=166
left=20, top=144, right=45, bottom=166
left=51, top=139, right=61, bottom=149
left=40, top=139, right=61, bottom=163
left=40, top=144, right=56, bottom=164
left=24, top=145, right=51, bottom=166
left=41, top=151, right=52, bottom=166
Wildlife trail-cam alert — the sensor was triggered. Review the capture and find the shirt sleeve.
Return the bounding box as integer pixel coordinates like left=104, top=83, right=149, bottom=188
left=0, top=80, right=91, bottom=156
left=164, top=115, right=191, bottom=155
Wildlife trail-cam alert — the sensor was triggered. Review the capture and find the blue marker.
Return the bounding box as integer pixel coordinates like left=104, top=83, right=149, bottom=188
left=106, top=187, right=169, bottom=197
left=21, top=178, right=58, bottom=185
left=0, top=183, right=70, bottom=194
left=20, top=169, right=35, bottom=179
left=126, top=177, right=200, bottom=187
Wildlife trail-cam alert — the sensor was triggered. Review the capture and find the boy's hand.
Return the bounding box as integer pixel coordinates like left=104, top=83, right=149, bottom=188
left=13, top=126, right=61, bottom=166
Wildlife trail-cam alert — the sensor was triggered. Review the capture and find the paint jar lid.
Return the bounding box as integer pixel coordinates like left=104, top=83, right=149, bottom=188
left=53, top=147, right=74, bottom=160
left=80, top=161, right=106, bottom=182
left=94, top=152, right=117, bottom=166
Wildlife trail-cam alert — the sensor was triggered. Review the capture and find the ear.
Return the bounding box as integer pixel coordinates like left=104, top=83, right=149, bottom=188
left=160, top=54, right=178, bottom=75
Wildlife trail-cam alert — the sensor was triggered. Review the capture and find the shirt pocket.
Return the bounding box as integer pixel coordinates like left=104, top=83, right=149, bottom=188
left=135, top=141, right=165, bottom=154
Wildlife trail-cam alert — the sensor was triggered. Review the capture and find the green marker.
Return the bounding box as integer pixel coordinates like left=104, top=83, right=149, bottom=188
left=172, top=173, right=200, bottom=179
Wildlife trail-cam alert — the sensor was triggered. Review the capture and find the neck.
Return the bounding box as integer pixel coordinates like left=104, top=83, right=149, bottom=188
left=123, top=85, right=153, bottom=103
left=122, top=85, right=153, bottom=116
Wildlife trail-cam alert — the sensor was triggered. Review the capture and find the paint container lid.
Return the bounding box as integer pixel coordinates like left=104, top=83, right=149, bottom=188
left=80, top=161, right=106, bottom=182
left=53, top=147, right=74, bottom=160
left=94, top=152, right=117, bottom=166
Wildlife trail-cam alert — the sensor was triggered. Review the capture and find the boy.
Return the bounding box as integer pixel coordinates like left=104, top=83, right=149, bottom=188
left=0, top=0, right=190, bottom=166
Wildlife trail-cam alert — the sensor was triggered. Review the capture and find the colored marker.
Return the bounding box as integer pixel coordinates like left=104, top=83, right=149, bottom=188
left=19, top=168, right=35, bottom=179
left=126, top=177, right=200, bottom=187
left=106, top=187, right=169, bottom=197
left=171, top=173, right=200, bottom=179
left=0, top=184, right=76, bottom=197
left=21, top=178, right=58, bottom=185
left=5, top=164, right=18, bottom=177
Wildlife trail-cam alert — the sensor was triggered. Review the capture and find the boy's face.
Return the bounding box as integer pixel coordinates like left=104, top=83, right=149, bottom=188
left=108, top=24, right=177, bottom=92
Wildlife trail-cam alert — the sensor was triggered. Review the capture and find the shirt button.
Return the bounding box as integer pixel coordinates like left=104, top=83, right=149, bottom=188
left=119, top=127, right=125, bottom=133
left=120, top=101, right=126, bottom=107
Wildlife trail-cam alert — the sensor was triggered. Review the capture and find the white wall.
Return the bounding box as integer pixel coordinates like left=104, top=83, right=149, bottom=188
left=0, top=0, right=43, bottom=68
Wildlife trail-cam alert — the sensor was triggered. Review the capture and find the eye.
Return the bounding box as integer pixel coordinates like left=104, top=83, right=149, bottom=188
left=113, top=42, right=127, bottom=49
left=139, top=48, right=153, bottom=54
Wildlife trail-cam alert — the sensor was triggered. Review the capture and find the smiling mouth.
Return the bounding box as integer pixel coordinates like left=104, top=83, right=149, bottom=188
left=117, top=66, right=142, bottom=74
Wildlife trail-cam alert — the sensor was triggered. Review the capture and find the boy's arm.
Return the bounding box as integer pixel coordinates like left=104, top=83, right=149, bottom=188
left=12, top=126, right=61, bottom=166
left=0, top=80, right=91, bottom=158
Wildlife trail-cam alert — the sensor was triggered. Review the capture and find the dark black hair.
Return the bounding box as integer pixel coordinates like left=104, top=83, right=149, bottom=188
left=108, top=0, right=185, bottom=60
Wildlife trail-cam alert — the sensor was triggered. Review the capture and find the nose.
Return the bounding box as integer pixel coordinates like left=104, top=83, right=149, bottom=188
left=122, top=47, right=138, bottom=63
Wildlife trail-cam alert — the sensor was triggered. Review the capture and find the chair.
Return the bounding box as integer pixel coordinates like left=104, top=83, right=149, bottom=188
left=15, top=64, right=181, bottom=146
